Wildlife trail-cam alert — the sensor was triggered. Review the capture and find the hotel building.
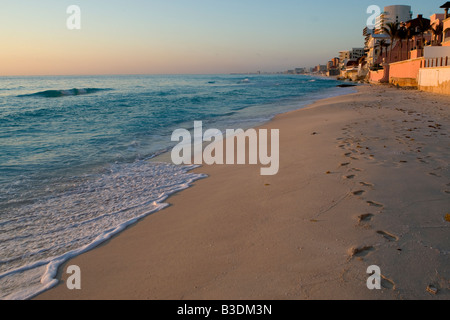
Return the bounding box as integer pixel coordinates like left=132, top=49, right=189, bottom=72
left=375, top=5, right=413, bottom=32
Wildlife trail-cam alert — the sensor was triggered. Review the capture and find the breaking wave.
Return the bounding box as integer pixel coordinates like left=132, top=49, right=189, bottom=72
left=18, top=88, right=112, bottom=98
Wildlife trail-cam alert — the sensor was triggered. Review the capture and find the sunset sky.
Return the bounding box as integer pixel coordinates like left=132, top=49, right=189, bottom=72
left=0, top=0, right=445, bottom=76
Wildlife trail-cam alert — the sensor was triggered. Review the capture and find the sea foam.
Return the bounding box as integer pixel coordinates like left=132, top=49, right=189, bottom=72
left=0, top=161, right=205, bottom=300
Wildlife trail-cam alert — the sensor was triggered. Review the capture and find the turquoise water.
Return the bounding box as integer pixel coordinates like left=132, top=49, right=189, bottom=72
left=0, top=74, right=351, bottom=299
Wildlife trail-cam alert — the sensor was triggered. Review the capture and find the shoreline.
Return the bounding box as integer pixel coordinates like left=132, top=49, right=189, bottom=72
left=1, top=78, right=350, bottom=301
left=29, top=83, right=355, bottom=299
left=36, top=84, right=450, bottom=300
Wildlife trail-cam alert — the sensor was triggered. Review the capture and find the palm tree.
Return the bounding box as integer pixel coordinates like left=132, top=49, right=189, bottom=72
left=383, top=22, right=400, bottom=62
left=416, top=19, right=431, bottom=49
left=405, top=26, right=417, bottom=59
left=382, top=41, right=389, bottom=61
left=397, top=26, right=408, bottom=60
left=378, top=39, right=387, bottom=63
left=431, top=22, right=444, bottom=45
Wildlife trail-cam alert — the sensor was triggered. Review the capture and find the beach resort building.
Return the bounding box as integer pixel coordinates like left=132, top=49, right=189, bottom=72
left=337, top=49, right=360, bottom=70
left=339, top=51, right=351, bottom=62
left=351, top=48, right=365, bottom=60
left=445, top=20, right=450, bottom=45
left=327, top=59, right=340, bottom=70
left=375, top=5, right=413, bottom=33
left=443, top=2, right=450, bottom=45
left=326, top=58, right=340, bottom=76
left=430, top=14, right=447, bottom=45
left=331, top=57, right=340, bottom=68
left=326, top=61, right=333, bottom=70
left=406, top=15, right=432, bottom=56
left=339, top=49, right=365, bottom=62
left=321, top=3, right=449, bottom=93
left=363, top=26, right=375, bottom=50
left=366, top=33, right=390, bottom=67
left=368, top=3, right=450, bottom=95
left=314, top=65, right=328, bottom=73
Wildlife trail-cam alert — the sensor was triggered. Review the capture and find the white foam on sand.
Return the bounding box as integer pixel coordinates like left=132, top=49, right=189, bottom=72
left=0, top=161, right=206, bottom=300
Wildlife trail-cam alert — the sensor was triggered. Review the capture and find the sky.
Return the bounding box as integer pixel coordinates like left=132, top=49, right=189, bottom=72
left=0, top=0, right=447, bottom=76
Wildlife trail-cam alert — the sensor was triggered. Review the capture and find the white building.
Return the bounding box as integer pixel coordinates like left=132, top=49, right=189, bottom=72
left=366, top=34, right=390, bottom=67
left=339, top=51, right=351, bottom=62
left=363, top=26, right=375, bottom=49
left=375, top=5, right=413, bottom=32
left=351, top=48, right=365, bottom=60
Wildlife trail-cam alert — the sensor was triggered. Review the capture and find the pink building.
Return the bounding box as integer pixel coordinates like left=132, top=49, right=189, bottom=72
left=369, top=3, right=450, bottom=92
left=375, top=38, right=414, bottom=64
left=442, top=2, right=450, bottom=45
left=444, top=16, right=450, bottom=46
left=430, top=14, right=446, bottom=44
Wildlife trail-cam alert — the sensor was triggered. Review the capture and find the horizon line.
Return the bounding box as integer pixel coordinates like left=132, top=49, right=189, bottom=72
left=0, top=72, right=316, bottom=78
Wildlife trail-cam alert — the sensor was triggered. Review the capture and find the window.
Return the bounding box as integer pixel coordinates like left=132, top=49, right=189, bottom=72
left=445, top=28, right=450, bottom=42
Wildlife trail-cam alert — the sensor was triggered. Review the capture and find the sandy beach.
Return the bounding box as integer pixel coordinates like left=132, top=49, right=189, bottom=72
left=36, top=85, right=450, bottom=300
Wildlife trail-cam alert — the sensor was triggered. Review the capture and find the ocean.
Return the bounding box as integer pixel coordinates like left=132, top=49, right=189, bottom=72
left=0, top=74, right=354, bottom=299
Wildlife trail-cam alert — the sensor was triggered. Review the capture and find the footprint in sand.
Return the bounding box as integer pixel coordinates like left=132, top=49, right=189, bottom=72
left=358, top=213, right=374, bottom=225
left=429, top=172, right=442, bottom=177
left=344, top=174, right=356, bottom=180
left=349, top=168, right=363, bottom=172
left=377, top=230, right=399, bottom=242
left=344, top=152, right=352, bottom=157
left=360, top=182, right=374, bottom=188
left=340, top=162, right=350, bottom=167
left=352, top=190, right=365, bottom=196
left=349, top=246, right=375, bottom=258
left=367, top=200, right=383, bottom=208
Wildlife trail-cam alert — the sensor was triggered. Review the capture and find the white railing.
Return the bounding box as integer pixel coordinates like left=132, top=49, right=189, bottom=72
left=421, top=56, right=450, bottom=68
